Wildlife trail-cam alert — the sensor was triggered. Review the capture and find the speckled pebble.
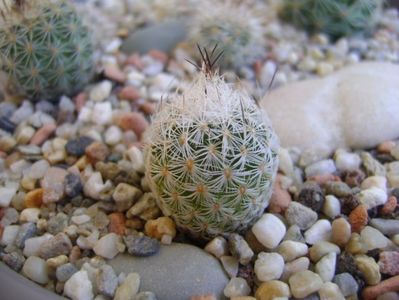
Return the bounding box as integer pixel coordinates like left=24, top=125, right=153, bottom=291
left=285, top=202, right=318, bottom=230
left=124, top=234, right=160, bottom=257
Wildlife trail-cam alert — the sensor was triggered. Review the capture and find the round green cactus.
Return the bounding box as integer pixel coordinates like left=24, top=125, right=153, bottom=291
left=280, top=0, right=384, bottom=38
left=189, top=0, right=265, bottom=70
left=0, top=0, right=94, bottom=101
left=144, top=55, right=279, bottom=239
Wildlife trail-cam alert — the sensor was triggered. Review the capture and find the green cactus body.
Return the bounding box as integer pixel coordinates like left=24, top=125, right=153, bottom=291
left=144, top=71, right=279, bottom=239
left=280, top=0, right=384, bottom=38
left=0, top=0, right=94, bottom=100
left=190, top=0, right=265, bottom=70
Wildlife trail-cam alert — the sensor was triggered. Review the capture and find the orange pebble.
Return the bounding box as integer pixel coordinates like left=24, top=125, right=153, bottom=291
left=24, top=188, right=44, bottom=208
left=115, top=112, right=149, bottom=139
left=30, top=123, right=56, bottom=146
left=377, top=141, right=396, bottom=154
left=268, top=175, right=292, bottom=214
left=108, top=212, right=126, bottom=235
left=362, top=275, right=399, bottom=300
left=349, top=204, right=368, bottom=233
left=118, top=86, right=140, bottom=101
left=104, top=65, right=126, bottom=83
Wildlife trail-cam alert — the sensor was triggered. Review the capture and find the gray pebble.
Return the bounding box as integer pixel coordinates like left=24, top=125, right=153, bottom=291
left=0, top=102, right=16, bottom=118
left=0, top=208, right=19, bottom=227
left=361, top=152, right=386, bottom=176
left=2, top=251, right=25, bottom=271
left=64, top=173, right=83, bottom=198
left=370, top=219, right=399, bottom=237
left=133, top=291, right=158, bottom=300
left=15, top=222, right=37, bottom=249
left=0, top=116, right=16, bottom=133
left=65, top=136, right=94, bottom=157
left=228, top=233, right=254, bottom=265
left=333, top=272, right=359, bottom=297
left=297, top=182, right=325, bottom=211
left=56, top=263, right=78, bottom=282
left=96, top=264, right=118, bottom=298
left=39, top=232, right=72, bottom=259
left=47, top=213, right=68, bottom=235
left=285, top=202, right=318, bottom=230
left=324, top=181, right=353, bottom=198
left=124, top=235, right=160, bottom=257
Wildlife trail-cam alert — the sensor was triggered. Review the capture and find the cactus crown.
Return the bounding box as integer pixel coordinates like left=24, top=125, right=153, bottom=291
left=0, top=0, right=94, bottom=100
left=145, top=47, right=279, bottom=239
left=280, top=0, right=384, bottom=38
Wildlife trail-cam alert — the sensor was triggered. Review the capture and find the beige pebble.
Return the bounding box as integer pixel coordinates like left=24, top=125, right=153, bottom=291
left=331, top=217, right=351, bottom=248
left=281, top=256, right=310, bottom=282
left=289, top=270, right=323, bottom=298
left=255, top=280, right=291, bottom=300
left=309, top=241, right=341, bottom=262
left=318, top=282, right=345, bottom=300
left=355, top=254, right=381, bottom=285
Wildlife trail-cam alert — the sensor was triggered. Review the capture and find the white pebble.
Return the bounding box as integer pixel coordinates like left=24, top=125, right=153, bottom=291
left=204, top=236, right=228, bottom=258
left=23, top=234, right=53, bottom=257
left=220, top=256, right=239, bottom=278
left=334, top=149, right=361, bottom=171
left=281, top=257, right=310, bottom=281
left=289, top=270, right=323, bottom=299
left=114, top=273, right=140, bottom=300
left=22, top=256, right=49, bottom=284
left=151, top=73, right=177, bottom=91
left=126, top=146, right=145, bottom=173
left=104, top=126, right=122, bottom=146
left=92, top=102, right=112, bottom=125
left=64, top=270, right=94, bottom=300
left=255, top=252, right=285, bottom=282
left=224, top=277, right=251, bottom=297
left=315, top=252, right=336, bottom=282
left=19, top=208, right=41, bottom=223
left=29, top=160, right=50, bottom=179
left=252, top=214, right=286, bottom=249
left=277, top=240, right=308, bottom=262
left=71, top=214, right=91, bottom=225
left=127, top=71, right=145, bottom=87
left=1, top=225, right=20, bottom=246
left=360, top=226, right=389, bottom=251
left=90, top=80, right=112, bottom=102
left=318, top=282, right=345, bottom=300
left=358, top=187, right=388, bottom=209
left=278, top=148, right=295, bottom=176
left=305, top=220, right=332, bottom=245
left=323, top=195, right=341, bottom=219
left=84, top=172, right=113, bottom=201
left=78, top=107, right=92, bottom=122
left=93, top=233, right=122, bottom=259
left=0, top=186, right=17, bottom=207
left=305, top=159, right=336, bottom=178
left=361, top=176, right=387, bottom=192
left=77, top=230, right=99, bottom=250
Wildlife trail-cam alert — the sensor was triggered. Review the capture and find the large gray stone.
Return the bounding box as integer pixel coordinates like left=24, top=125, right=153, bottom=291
left=108, top=243, right=229, bottom=300
left=121, top=19, right=188, bottom=54
left=261, top=62, right=399, bottom=154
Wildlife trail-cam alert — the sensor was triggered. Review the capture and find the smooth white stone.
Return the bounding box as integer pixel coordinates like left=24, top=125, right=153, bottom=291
left=334, top=149, right=361, bottom=171
left=22, top=256, right=49, bottom=284
left=71, top=214, right=91, bottom=225
left=358, top=187, right=388, bottom=209
left=277, top=240, right=308, bottom=262
left=323, top=195, right=341, bottom=219
left=252, top=214, right=286, bottom=249
left=204, top=236, right=228, bottom=258
left=1, top=225, right=20, bottom=246
left=64, top=270, right=94, bottom=300
left=305, top=220, right=332, bottom=245
left=305, top=159, right=336, bottom=177
left=360, top=226, right=390, bottom=251
left=361, top=176, right=387, bottom=192
left=223, top=277, right=251, bottom=297
left=255, top=252, right=285, bottom=282
left=126, top=146, right=145, bottom=173
left=93, top=233, right=122, bottom=259
left=23, top=234, right=53, bottom=257
left=19, top=208, right=40, bottom=223
left=315, top=252, right=337, bottom=282
left=0, top=186, right=17, bottom=207
left=90, top=80, right=112, bottom=102
left=114, top=273, right=140, bottom=300
left=104, top=126, right=123, bottom=146
left=92, top=102, right=113, bottom=125
left=220, top=256, right=239, bottom=278
left=318, top=282, right=345, bottom=300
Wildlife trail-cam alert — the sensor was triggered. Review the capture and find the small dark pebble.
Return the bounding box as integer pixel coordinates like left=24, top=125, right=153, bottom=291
left=2, top=251, right=25, bottom=271
left=65, top=136, right=94, bottom=157
left=124, top=235, right=160, bottom=257
left=375, top=153, right=396, bottom=164
left=14, top=222, right=37, bottom=249
left=297, top=181, right=325, bottom=212
left=56, top=263, right=78, bottom=282
left=336, top=252, right=366, bottom=291
left=368, top=206, right=380, bottom=219
left=392, top=188, right=399, bottom=199
left=366, top=249, right=380, bottom=261
left=64, top=173, right=83, bottom=198
left=342, top=169, right=366, bottom=188
left=0, top=116, right=16, bottom=133
left=340, top=195, right=360, bottom=215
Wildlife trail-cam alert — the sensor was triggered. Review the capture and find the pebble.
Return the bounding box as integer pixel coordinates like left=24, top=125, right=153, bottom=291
left=285, top=202, right=318, bottom=230
left=315, top=252, right=337, bottom=282
left=361, top=152, right=386, bottom=176
left=309, top=241, right=341, bottom=262
left=64, top=173, right=83, bottom=198
left=289, top=270, right=323, bottom=298
left=255, top=280, right=291, bottom=300
left=124, top=234, right=160, bottom=257
left=0, top=116, right=16, bottom=133
left=113, top=183, right=143, bottom=212
left=39, top=232, right=72, bottom=259
left=24, top=188, right=43, bottom=208
left=56, top=263, right=78, bottom=282
left=104, top=65, right=126, bottom=83
left=23, top=233, right=53, bottom=257
left=268, top=175, right=292, bottom=214
left=305, top=159, right=336, bottom=178
left=16, top=126, right=35, bottom=144
left=355, top=254, right=381, bottom=285
left=297, top=182, right=325, bottom=211
left=224, top=277, right=251, bottom=297
left=204, top=236, right=228, bottom=258
left=370, top=219, right=399, bottom=237
left=318, top=282, right=345, bottom=300
left=92, top=102, right=113, bottom=125
left=379, top=251, right=399, bottom=276
left=333, top=272, right=359, bottom=297
left=85, top=141, right=110, bottom=164
left=304, top=219, right=332, bottom=245
left=334, top=149, right=361, bottom=171
left=42, top=167, right=67, bottom=203
left=47, top=213, right=68, bottom=234
left=108, top=212, right=126, bottom=235
left=2, top=251, right=25, bottom=271
left=94, top=233, right=124, bottom=259
left=90, top=80, right=113, bottom=102
left=104, top=125, right=123, bottom=146
left=133, top=291, right=157, bottom=300
left=96, top=264, right=118, bottom=298
left=220, top=256, right=239, bottom=278
left=349, top=204, right=369, bottom=233
left=30, top=123, right=56, bottom=146
left=64, top=270, right=94, bottom=300
left=15, top=222, right=37, bottom=248
left=126, top=146, right=145, bottom=173
left=360, top=226, right=389, bottom=251
left=331, top=217, right=351, bottom=248
left=252, top=214, right=286, bottom=249
left=1, top=225, right=20, bottom=246
left=324, top=181, right=353, bottom=198
left=391, top=145, right=399, bottom=160
left=277, top=240, right=308, bottom=262
left=228, top=233, right=254, bottom=265
left=322, top=195, right=341, bottom=219
left=362, top=275, right=399, bottom=300
left=254, top=252, right=285, bottom=282
left=71, top=214, right=91, bottom=225
left=115, top=112, right=149, bottom=139
left=114, top=272, right=140, bottom=300
left=361, top=176, right=388, bottom=192
left=283, top=225, right=306, bottom=243
left=29, top=159, right=50, bottom=179
left=19, top=208, right=40, bottom=223
left=0, top=186, right=17, bottom=207
left=65, top=136, right=94, bottom=157
left=22, top=256, right=49, bottom=284
left=0, top=207, right=19, bottom=226
left=377, top=292, right=399, bottom=300
left=281, top=257, right=310, bottom=282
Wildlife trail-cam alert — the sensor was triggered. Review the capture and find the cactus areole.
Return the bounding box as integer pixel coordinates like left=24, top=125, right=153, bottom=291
left=144, top=47, right=279, bottom=239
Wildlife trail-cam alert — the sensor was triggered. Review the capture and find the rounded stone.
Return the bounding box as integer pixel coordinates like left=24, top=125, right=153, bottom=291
left=108, top=243, right=229, bottom=300
left=254, top=252, right=285, bottom=282
left=251, top=214, right=286, bottom=249
left=288, top=270, right=323, bottom=299
left=255, top=280, right=291, bottom=300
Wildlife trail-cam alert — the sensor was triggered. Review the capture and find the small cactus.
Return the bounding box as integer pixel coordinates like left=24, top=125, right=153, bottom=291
left=189, top=0, right=265, bottom=70
left=0, top=0, right=94, bottom=101
left=279, top=0, right=384, bottom=38
left=144, top=47, right=279, bottom=239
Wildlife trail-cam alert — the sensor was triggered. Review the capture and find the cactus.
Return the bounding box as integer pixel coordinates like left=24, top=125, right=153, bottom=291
left=189, top=0, right=265, bottom=70
left=0, top=0, right=94, bottom=101
left=279, top=0, right=384, bottom=38
left=144, top=48, right=279, bottom=239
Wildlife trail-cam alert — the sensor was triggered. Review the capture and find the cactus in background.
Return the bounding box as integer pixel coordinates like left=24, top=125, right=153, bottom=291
left=0, top=0, right=94, bottom=101
left=189, top=0, right=265, bottom=70
left=279, top=0, right=384, bottom=39
left=144, top=47, right=279, bottom=239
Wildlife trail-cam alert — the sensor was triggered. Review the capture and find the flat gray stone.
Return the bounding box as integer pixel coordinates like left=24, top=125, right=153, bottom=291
left=370, top=218, right=399, bottom=237
left=108, top=243, right=229, bottom=300
left=121, top=19, right=188, bottom=54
